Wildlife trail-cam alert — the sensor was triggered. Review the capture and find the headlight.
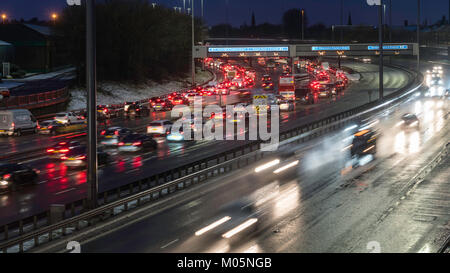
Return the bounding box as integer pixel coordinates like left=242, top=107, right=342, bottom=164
left=0, top=181, right=9, bottom=186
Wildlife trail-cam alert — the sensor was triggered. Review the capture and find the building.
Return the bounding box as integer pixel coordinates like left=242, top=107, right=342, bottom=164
left=0, top=23, right=65, bottom=73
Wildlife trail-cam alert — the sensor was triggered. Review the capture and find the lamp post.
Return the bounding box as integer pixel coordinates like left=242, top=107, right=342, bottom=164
left=191, top=0, right=196, bottom=87
left=86, top=0, right=98, bottom=209
left=367, top=0, right=384, bottom=101
left=1, top=14, right=6, bottom=24
left=67, top=0, right=96, bottom=210
left=340, top=0, right=344, bottom=42
left=301, top=9, right=305, bottom=40
left=51, top=13, right=58, bottom=25
left=417, top=0, right=420, bottom=73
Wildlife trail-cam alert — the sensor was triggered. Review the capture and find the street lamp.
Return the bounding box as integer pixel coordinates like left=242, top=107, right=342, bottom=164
left=51, top=13, right=58, bottom=25
left=301, top=9, right=305, bottom=40
left=1, top=13, right=7, bottom=24
left=191, top=0, right=196, bottom=87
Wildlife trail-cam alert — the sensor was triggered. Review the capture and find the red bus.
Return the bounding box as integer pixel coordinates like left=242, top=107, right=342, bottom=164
left=279, top=76, right=295, bottom=100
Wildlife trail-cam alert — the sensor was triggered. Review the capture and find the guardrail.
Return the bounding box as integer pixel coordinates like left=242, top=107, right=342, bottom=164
left=0, top=88, right=70, bottom=110
left=0, top=63, right=423, bottom=252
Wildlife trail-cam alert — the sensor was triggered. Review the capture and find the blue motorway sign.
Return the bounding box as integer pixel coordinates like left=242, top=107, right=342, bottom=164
left=311, top=46, right=350, bottom=51
left=207, top=47, right=289, bottom=53
left=367, top=45, right=409, bottom=50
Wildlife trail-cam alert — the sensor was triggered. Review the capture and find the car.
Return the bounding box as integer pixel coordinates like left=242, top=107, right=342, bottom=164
left=171, top=96, right=189, bottom=106
left=398, top=114, right=420, bottom=130
left=151, top=98, right=174, bottom=111
left=97, top=105, right=119, bottom=120
left=54, top=112, right=79, bottom=125
left=204, top=85, right=216, bottom=93
left=100, top=127, right=134, bottom=146
left=123, top=102, right=149, bottom=119
left=37, top=120, right=64, bottom=135
left=46, top=141, right=82, bottom=159
left=0, top=163, right=39, bottom=192
left=0, top=109, right=38, bottom=136
left=147, top=120, right=173, bottom=135
left=262, top=81, right=274, bottom=90
left=261, top=75, right=272, bottom=82
left=279, top=100, right=295, bottom=111
left=351, top=129, right=377, bottom=159
left=166, top=123, right=195, bottom=142
left=61, top=146, right=110, bottom=168
left=232, top=78, right=244, bottom=89
left=118, top=134, right=158, bottom=152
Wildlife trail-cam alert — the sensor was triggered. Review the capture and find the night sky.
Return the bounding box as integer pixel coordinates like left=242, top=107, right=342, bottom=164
left=0, top=0, right=448, bottom=27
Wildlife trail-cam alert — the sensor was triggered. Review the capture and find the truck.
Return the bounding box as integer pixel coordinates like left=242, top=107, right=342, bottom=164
left=278, top=75, right=295, bottom=100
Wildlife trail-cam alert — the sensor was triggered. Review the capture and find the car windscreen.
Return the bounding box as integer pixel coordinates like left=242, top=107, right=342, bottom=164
left=56, top=113, right=66, bottom=117
left=149, top=122, right=163, bottom=127
left=122, top=134, right=142, bottom=142
left=66, top=146, right=87, bottom=156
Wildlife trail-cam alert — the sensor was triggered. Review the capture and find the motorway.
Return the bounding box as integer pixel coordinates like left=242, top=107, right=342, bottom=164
left=0, top=61, right=413, bottom=228
left=79, top=74, right=449, bottom=253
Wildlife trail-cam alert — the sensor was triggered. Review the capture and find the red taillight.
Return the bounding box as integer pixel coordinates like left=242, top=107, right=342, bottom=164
left=11, top=122, right=15, bottom=128
left=115, top=130, right=119, bottom=136
left=48, top=125, right=53, bottom=129
left=59, top=142, right=67, bottom=145
left=59, top=149, right=69, bottom=153
left=3, top=174, right=11, bottom=180
left=133, top=141, right=142, bottom=146
left=162, top=102, right=165, bottom=106
left=76, top=156, right=86, bottom=160
left=61, top=156, right=67, bottom=160
left=118, top=142, right=124, bottom=146
left=101, top=130, right=106, bottom=135
left=47, top=148, right=55, bottom=153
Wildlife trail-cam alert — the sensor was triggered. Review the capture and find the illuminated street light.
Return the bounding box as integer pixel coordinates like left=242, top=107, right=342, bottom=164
left=51, top=13, right=58, bottom=25
left=1, top=13, right=7, bottom=24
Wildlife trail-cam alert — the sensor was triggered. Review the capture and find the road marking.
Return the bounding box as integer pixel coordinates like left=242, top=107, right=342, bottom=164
left=37, top=180, right=48, bottom=185
left=160, top=238, right=179, bottom=249
left=19, top=156, right=48, bottom=164
left=55, top=187, right=76, bottom=195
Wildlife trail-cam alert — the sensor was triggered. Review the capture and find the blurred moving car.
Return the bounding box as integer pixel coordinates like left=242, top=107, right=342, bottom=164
left=37, top=120, right=64, bottom=135
left=151, top=98, right=174, bottom=111
left=100, top=127, right=133, bottom=146
left=124, top=102, right=149, bottom=119
left=147, top=120, right=173, bottom=135
left=398, top=114, right=420, bottom=131
left=0, top=163, right=38, bottom=192
left=0, top=109, right=38, bottom=136
left=350, top=129, right=377, bottom=159
left=46, top=141, right=82, bottom=159
left=118, top=134, right=158, bottom=152
left=61, top=146, right=110, bottom=168
left=262, top=81, right=274, bottom=90
left=279, top=100, right=295, bottom=111
left=54, top=112, right=80, bottom=125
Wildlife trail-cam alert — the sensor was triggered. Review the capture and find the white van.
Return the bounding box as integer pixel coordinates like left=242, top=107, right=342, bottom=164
left=0, top=109, right=37, bottom=136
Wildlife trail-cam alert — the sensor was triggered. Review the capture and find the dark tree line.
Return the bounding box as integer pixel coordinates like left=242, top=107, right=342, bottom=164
left=54, top=0, right=204, bottom=84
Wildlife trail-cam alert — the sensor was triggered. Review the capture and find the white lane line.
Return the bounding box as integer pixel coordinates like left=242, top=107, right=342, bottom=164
left=54, top=187, right=76, bottom=195
left=160, top=238, right=179, bottom=249
left=37, top=180, right=48, bottom=185
left=19, top=156, right=48, bottom=164
left=125, top=169, right=139, bottom=174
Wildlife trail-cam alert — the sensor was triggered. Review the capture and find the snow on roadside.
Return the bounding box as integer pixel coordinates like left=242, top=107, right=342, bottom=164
left=67, top=70, right=213, bottom=110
